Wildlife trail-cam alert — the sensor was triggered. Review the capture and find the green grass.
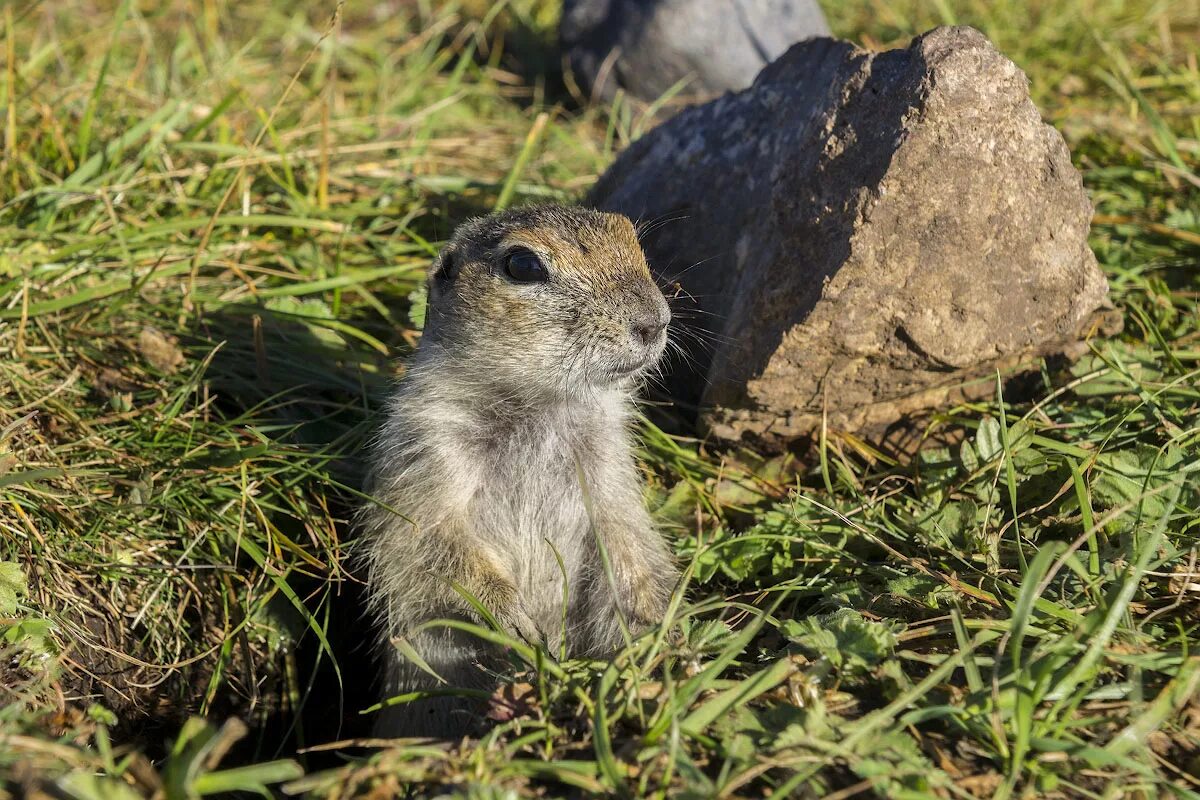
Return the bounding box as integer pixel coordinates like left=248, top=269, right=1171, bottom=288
left=1, top=0, right=1198, bottom=797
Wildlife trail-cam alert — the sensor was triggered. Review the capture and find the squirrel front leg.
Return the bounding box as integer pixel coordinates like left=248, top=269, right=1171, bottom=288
left=372, top=517, right=540, bottom=737
left=426, top=524, right=543, bottom=646
left=576, top=504, right=677, bottom=654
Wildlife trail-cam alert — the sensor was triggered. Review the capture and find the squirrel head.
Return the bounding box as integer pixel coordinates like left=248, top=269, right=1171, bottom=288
left=421, top=205, right=670, bottom=399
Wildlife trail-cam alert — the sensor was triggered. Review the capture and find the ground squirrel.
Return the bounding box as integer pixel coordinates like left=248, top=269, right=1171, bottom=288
left=360, top=205, right=679, bottom=737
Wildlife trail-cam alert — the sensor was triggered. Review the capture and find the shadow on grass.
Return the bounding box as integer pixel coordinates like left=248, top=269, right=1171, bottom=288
left=187, top=303, right=403, bottom=764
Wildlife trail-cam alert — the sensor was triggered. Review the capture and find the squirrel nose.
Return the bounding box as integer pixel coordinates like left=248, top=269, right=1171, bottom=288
left=632, top=317, right=668, bottom=346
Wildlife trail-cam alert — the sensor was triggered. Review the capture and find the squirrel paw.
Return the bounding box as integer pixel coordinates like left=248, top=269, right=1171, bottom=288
left=468, top=569, right=543, bottom=646
left=498, top=605, right=544, bottom=647
left=625, top=583, right=671, bottom=633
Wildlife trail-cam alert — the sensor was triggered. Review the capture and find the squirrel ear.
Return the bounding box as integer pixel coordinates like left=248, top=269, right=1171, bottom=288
left=430, top=248, right=460, bottom=287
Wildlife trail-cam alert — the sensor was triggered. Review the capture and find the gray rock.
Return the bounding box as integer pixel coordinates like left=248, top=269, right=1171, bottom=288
left=561, top=0, right=830, bottom=103
left=589, top=27, right=1114, bottom=450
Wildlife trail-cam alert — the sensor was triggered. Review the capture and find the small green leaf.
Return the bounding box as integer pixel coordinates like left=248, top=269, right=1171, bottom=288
left=975, top=416, right=1003, bottom=462
left=959, top=440, right=979, bottom=473
left=782, top=609, right=902, bottom=678
left=0, top=561, right=28, bottom=615
left=87, top=704, right=119, bottom=726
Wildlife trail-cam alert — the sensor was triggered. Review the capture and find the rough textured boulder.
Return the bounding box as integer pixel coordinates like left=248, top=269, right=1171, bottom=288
left=589, top=26, right=1114, bottom=451
left=561, top=0, right=830, bottom=103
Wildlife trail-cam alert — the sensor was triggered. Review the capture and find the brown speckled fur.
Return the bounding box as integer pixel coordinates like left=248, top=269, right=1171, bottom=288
left=359, top=205, right=678, bottom=737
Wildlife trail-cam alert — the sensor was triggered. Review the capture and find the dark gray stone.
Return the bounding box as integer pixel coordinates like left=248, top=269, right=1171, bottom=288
left=589, top=27, right=1114, bottom=450
left=561, top=0, right=830, bottom=103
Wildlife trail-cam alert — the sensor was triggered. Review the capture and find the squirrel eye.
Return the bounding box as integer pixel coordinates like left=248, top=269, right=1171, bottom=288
left=504, top=249, right=548, bottom=283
